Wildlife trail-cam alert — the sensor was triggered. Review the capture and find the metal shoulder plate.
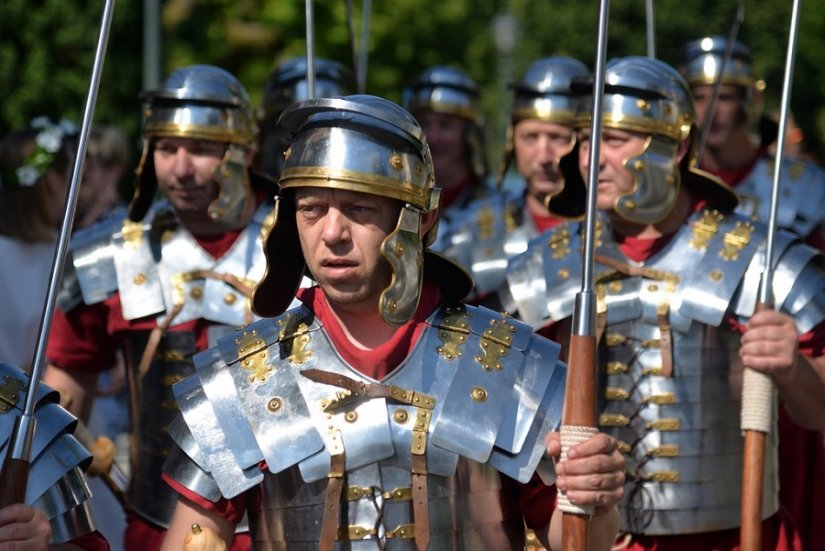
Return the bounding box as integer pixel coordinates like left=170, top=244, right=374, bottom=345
left=737, top=156, right=825, bottom=237
left=113, top=201, right=273, bottom=323
left=170, top=305, right=324, bottom=498
left=442, top=190, right=533, bottom=295
left=60, top=207, right=128, bottom=309
left=504, top=220, right=584, bottom=327
left=732, top=229, right=825, bottom=333
left=0, top=362, right=94, bottom=542
left=425, top=304, right=566, bottom=483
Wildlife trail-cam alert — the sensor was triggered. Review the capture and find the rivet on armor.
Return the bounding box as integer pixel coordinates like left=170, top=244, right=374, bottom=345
left=283, top=146, right=291, bottom=161
left=470, top=387, right=488, bottom=402
left=389, top=300, right=397, bottom=312
left=393, top=241, right=404, bottom=258
left=189, top=287, right=204, bottom=300
left=635, top=98, right=650, bottom=111
left=633, top=160, right=645, bottom=171
left=394, top=409, right=409, bottom=424
left=648, top=284, right=659, bottom=292
left=267, top=397, right=282, bottom=413
left=345, top=411, right=358, bottom=423
left=133, top=273, right=147, bottom=285
left=390, top=153, right=404, bottom=170
left=709, top=269, right=723, bottom=282
left=558, top=268, right=570, bottom=279
left=608, top=280, right=623, bottom=293
left=224, top=293, right=237, bottom=305
left=624, top=199, right=636, bottom=211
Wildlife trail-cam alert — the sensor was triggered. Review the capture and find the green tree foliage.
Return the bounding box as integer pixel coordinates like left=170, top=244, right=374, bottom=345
left=1, top=0, right=823, bottom=168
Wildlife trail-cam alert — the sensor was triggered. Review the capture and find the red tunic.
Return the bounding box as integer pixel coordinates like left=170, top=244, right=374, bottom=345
left=164, top=280, right=559, bottom=536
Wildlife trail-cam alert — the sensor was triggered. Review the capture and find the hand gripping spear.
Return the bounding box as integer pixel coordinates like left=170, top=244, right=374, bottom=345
left=559, top=1, right=609, bottom=549
left=0, top=0, right=116, bottom=508
left=740, top=1, right=802, bottom=549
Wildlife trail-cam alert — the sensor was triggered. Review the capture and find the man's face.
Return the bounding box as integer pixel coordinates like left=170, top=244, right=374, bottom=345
left=513, top=119, right=575, bottom=200
left=417, top=111, right=468, bottom=185
left=578, top=127, right=648, bottom=213
left=153, top=137, right=225, bottom=219
left=295, top=187, right=399, bottom=314
left=691, top=84, right=745, bottom=149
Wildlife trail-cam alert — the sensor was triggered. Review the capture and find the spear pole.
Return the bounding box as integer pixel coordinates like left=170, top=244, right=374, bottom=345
left=740, top=1, right=802, bottom=549
left=0, top=0, right=116, bottom=508
left=560, top=0, right=609, bottom=549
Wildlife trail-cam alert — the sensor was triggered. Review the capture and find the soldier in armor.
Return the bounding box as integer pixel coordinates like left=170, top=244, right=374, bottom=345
left=441, top=56, right=590, bottom=298
left=159, top=94, right=626, bottom=550
left=679, top=36, right=825, bottom=550
left=404, top=66, right=489, bottom=213
left=677, top=36, right=825, bottom=250
left=257, top=56, right=354, bottom=180
left=498, top=56, right=825, bottom=550
left=44, top=65, right=283, bottom=551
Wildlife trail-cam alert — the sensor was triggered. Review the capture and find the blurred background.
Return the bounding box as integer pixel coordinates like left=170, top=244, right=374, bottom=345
left=1, top=0, right=822, bottom=198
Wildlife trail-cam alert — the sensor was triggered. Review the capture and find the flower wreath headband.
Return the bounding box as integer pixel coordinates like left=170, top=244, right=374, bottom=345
left=0, top=117, right=78, bottom=190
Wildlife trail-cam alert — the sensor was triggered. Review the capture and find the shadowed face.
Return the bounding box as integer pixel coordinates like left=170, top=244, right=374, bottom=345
left=153, top=137, right=225, bottom=222
left=578, top=127, right=648, bottom=213
left=514, top=119, right=575, bottom=200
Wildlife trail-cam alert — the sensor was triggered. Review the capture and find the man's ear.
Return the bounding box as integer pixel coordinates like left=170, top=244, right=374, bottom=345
left=676, top=137, right=692, bottom=164
left=420, top=208, right=439, bottom=237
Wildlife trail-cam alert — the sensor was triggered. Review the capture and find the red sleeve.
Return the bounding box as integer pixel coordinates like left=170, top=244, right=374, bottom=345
left=47, top=302, right=119, bottom=373
left=519, top=473, right=557, bottom=531
left=68, top=530, right=110, bottom=551
left=162, top=472, right=248, bottom=524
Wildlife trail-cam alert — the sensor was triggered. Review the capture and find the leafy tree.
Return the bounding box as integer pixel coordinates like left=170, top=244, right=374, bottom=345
left=2, top=0, right=823, bottom=168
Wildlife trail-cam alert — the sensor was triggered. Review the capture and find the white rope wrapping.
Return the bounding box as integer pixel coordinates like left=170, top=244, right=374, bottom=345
left=556, top=424, right=600, bottom=515
left=741, top=368, right=776, bottom=433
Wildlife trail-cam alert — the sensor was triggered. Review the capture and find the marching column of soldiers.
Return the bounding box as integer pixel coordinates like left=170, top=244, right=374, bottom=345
left=1, top=6, right=824, bottom=551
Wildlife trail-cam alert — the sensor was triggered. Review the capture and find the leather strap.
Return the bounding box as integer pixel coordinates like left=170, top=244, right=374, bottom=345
left=301, top=369, right=436, bottom=410
left=319, top=434, right=346, bottom=551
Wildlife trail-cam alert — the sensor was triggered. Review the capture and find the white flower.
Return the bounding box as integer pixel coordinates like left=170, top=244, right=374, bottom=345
left=36, top=127, right=64, bottom=153
left=15, top=165, right=40, bottom=187
left=30, top=116, right=51, bottom=129
left=59, top=119, right=78, bottom=135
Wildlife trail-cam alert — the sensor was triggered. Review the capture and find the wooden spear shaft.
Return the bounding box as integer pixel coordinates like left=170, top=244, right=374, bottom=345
left=561, top=1, right=609, bottom=549
left=740, top=1, right=802, bottom=549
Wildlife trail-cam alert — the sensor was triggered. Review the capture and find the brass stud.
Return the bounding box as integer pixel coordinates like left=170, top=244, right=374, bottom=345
left=558, top=268, right=570, bottom=279
left=283, top=147, right=292, bottom=161
left=608, top=280, right=623, bottom=293
left=393, top=409, right=409, bottom=424
left=267, top=397, right=283, bottom=413
left=224, top=293, right=237, bottom=305
left=648, top=284, right=659, bottom=292
left=624, top=199, right=637, bottom=211
left=189, top=287, right=203, bottom=300
left=633, top=160, right=646, bottom=171
left=709, top=269, right=723, bottom=282
left=390, top=153, right=404, bottom=170
left=635, top=98, right=650, bottom=111
left=470, top=387, right=488, bottom=402
left=345, top=411, right=358, bottom=423
left=133, top=273, right=147, bottom=285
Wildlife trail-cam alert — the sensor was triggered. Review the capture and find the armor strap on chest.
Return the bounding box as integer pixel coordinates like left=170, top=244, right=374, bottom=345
left=302, top=369, right=435, bottom=551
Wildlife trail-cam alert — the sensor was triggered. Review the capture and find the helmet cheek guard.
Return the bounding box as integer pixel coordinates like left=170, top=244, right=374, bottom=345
left=574, top=56, right=738, bottom=223
left=251, top=95, right=471, bottom=323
